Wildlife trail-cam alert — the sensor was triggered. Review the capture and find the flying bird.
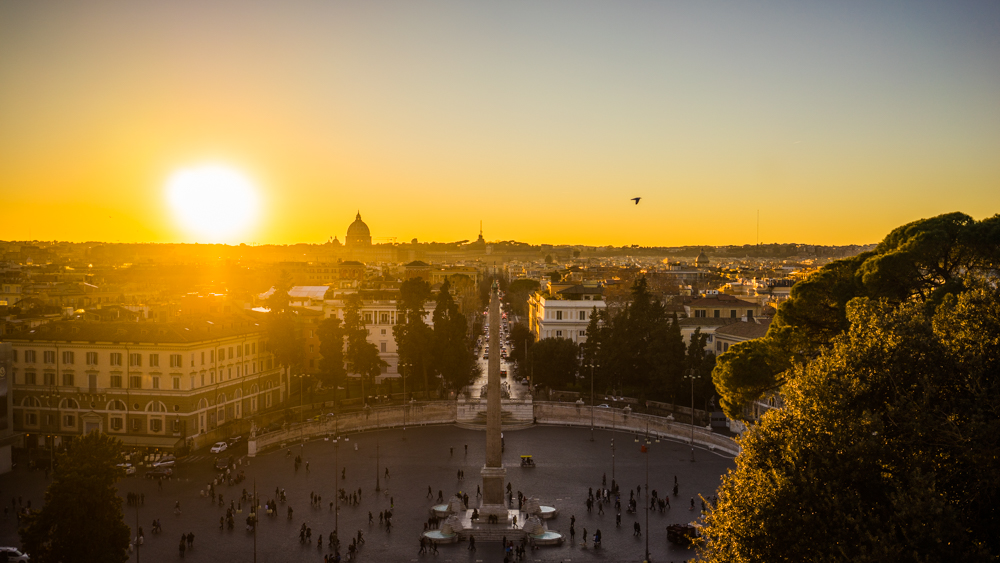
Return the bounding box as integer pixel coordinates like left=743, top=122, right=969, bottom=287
left=631, top=197, right=641, bottom=205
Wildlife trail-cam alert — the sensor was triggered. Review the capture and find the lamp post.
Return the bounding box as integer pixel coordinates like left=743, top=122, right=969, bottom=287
left=375, top=408, right=381, bottom=492
left=685, top=369, right=700, bottom=462
left=589, top=361, right=597, bottom=442
left=636, top=420, right=659, bottom=562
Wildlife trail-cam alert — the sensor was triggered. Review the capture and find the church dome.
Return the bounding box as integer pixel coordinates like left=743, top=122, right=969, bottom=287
left=695, top=250, right=710, bottom=267
left=346, top=212, right=372, bottom=247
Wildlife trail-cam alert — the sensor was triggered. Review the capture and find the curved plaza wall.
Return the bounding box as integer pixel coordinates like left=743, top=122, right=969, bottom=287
left=248, top=400, right=739, bottom=457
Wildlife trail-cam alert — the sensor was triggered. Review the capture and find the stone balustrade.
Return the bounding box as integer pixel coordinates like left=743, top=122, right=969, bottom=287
left=247, top=399, right=740, bottom=457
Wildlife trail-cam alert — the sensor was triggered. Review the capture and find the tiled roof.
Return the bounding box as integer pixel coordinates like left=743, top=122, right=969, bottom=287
left=714, top=318, right=772, bottom=340
left=677, top=318, right=741, bottom=328
left=5, top=315, right=264, bottom=344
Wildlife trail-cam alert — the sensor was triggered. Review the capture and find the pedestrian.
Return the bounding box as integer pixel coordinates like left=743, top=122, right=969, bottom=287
left=598, top=502, right=604, bottom=515
left=174, top=501, right=181, bottom=514
left=385, top=467, right=389, bottom=479
left=690, top=497, right=695, bottom=510
left=464, top=444, right=468, bottom=455
left=187, top=532, right=194, bottom=547
left=468, top=535, right=476, bottom=551
left=427, top=486, right=432, bottom=499
left=633, top=521, right=641, bottom=536
left=582, top=527, right=587, bottom=547
left=616, top=512, right=621, bottom=527
left=419, top=536, right=427, bottom=554
left=569, top=523, right=575, bottom=541
left=368, top=511, right=373, bottom=525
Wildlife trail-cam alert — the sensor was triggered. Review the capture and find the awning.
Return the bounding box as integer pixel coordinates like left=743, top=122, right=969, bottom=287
left=120, top=436, right=183, bottom=450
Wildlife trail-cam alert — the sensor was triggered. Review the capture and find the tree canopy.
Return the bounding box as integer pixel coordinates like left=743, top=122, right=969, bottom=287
left=343, top=293, right=387, bottom=402
left=20, top=432, right=131, bottom=563
left=713, top=212, right=1000, bottom=419
left=317, top=315, right=347, bottom=391
left=394, top=277, right=435, bottom=397
left=432, top=279, right=476, bottom=390
left=700, top=280, right=1000, bottom=562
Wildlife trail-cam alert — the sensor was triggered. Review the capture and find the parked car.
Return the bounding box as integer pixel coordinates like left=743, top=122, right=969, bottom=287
left=0, top=546, right=30, bottom=561
left=227, top=436, right=243, bottom=446
left=116, top=462, right=136, bottom=475
left=152, top=455, right=176, bottom=468
left=214, top=456, right=232, bottom=471
left=501, top=369, right=507, bottom=378
left=210, top=442, right=228, bottom=454
left=596, top=404, right=610, bottom=408
left=145, top=467, right=173, bottom=480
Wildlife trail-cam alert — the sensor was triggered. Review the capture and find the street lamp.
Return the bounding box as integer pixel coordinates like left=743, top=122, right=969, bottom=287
left=685, top=369, right=700, bottom=462
left=636, top=420, right=659, bottom=561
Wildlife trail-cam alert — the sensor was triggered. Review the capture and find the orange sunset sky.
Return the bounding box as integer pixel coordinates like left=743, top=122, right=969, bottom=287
left=1, top=1, right=998, bottom=247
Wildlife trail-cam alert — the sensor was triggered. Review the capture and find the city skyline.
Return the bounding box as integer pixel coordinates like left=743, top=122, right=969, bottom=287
left=2, top=1, right=998, bottom=247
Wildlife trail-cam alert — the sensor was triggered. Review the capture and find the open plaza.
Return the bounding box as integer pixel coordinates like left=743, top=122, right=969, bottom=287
left=0, top=423, right=734, bottom=562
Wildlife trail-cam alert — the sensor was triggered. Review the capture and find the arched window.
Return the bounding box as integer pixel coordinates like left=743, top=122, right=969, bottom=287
left=59, top=398, right=80, bottom=409
left=144, top=401, right=167, bottom=413
left=21, top=396, right=41, bottom=408
left=197, top=398, right=209, bottom=410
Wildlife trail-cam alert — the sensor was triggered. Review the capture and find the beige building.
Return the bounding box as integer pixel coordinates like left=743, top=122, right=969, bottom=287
left=5, top=315, right=284, bottom=452
left=527, top=283, right=606, bottom=344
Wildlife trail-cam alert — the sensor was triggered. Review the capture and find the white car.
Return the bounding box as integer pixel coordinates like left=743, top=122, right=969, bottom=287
left=116, top=463, right=136, bottom=475
left=210, top=442, right=228, bottom=454
left=152, top=455, right=176, bottom=468
left=0, top=547, right=30, bottom=561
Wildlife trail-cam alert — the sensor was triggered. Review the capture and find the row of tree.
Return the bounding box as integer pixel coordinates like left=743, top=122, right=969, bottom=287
left=508, top=277, right=717, bottom=406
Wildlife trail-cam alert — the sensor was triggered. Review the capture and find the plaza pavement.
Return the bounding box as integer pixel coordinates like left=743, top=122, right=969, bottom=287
left=0, top=424, right=735, bottom=562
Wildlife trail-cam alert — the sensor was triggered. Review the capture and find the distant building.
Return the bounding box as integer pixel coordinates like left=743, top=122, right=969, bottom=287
left=346, top=212, right=373, bottom=248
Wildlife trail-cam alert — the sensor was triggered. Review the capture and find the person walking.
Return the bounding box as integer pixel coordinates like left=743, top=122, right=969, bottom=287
left=468, top=535, right=476, bottom=552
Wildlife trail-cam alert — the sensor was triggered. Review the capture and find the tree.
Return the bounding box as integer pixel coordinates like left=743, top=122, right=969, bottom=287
left=714, top=212, right=1000, bottom=419
left=508, top=322, right=535, bottom=379
left=343, top=293, right=387, bottom=403
left=699, top=281, right=1000, bottom=562
left=530, top=337, right=580, bottom=388
left=317, top=316, right=347, bottom=392
left=504, top=279, right=540, bottom=319
left=20, top=432, right=131, bottom=563
left=394, top=278, right=435, bottom=397
left=433, top=280, right=475, bottom=390
left=544, top=254, right=554, bottom=264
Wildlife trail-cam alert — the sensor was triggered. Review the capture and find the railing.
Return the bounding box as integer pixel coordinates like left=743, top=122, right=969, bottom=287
left=532, top=402, right=740, bottom=456
left=247, top=400, right=740, bottom=457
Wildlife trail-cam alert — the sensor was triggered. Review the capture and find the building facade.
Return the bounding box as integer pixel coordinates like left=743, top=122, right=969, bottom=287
left=5, top=316, right=284, bottom=453
left=527, top=283, right=606, bottom=344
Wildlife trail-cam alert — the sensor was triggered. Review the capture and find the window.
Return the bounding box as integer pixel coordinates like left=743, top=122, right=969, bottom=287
left=10, top=349, right=16, bottom=362
left=380, top=313, right=390, bottom=324
left=173, top=377, right=181, bottom=390
left=63, top=414, right=76, bottom=427
left=44, top=351, right=55, bottom=364
left=169, top=354, right=181, bottom=368
left=724, top=343, right=730, bottom=352
left=201, top=351, right=205, bottom=365
left=556, top=311, right=563, bottom=320
left=44, top=372, right=56, bottom=386
left=211, top=350, right=216, bottom=362
left=129, top=353, right=141, bottom=367
left=25, top=350, right=36, bottom=363
left=556, top=330, right=563, bottom=337
left=579, top=330, right=586, bottom=336
left=237, top=346, right=242, bottom=358
left=129, top=375, right=142, bottom=389
left=730, top=310, right=737, bottom=318
left=747, top=310, right=754, bottom=319
left=308, top=345, right=314, bottom=353
left=245, top=343, right=250, bottom=355
left=110, top=353, right=122, bottom=366
left=131, top=419, right=140, bottom=432
left=110, top=417, right=123, bottom=430
left=110, top=375, right=122, bottom=388
left=151, top=419, right=162, bottom=432
left=62, top=372, right=74, bottom=386
left=25, top=413, right=37, bottom=425
left=252, top=343, right=256, bottom=354
left=380, top=329, right=386, bottom=336
left=717, top=342, right=723, bottom=351
left=210, top=371, right=215, bottom=384
left=714, top=310, right=720, bottom=318
left=25, top=371, right=36, bottom=385
left=364, top=312, right=373, bottom=323
left=380, top=342, right=387, bottom=353
left=86, top=352, right=98, bottom=365
left=62, top=351, right=75, bottom=364
left=228, top=347, right=233, bottom=359
left=695, top=310, right=707, bottom=318
left=152, top=376, right=160, bottom=389
left=579, top=311, right=586, bottom=320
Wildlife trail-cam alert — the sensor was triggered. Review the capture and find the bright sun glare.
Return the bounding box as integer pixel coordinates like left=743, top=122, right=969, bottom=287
left=167, top=164, right=260, bottom=242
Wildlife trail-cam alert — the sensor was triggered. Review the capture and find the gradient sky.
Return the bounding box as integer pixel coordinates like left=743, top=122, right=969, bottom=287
left=2, top=1, right=998, bottom=247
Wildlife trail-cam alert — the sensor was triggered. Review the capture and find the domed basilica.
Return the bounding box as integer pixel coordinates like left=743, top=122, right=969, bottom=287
left=346, top=212, right=372, bottom=247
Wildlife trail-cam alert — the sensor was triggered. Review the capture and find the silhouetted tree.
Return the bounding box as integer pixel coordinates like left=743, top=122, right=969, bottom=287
left=20, top=433, right=131, bottom=563
left=343, top=293, right=387, bottom=403
left=394, top=278, right=435, bottom=397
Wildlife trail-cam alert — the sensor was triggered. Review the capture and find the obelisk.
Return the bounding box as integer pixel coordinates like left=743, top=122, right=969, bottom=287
left=480, top=278, right=508, bottom=521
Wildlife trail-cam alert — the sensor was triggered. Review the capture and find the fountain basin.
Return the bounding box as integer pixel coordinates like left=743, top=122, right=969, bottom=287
left=431, top=504, right=451, bottom=518
left=538, top=506, right=558, bottom=519
left=530, top=531, right=563, bottom=545
left=423, top=530, right=459, bottom=544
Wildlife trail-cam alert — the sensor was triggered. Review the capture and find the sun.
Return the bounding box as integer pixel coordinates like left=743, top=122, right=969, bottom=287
left=166, top=164, right=260, bottom=242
